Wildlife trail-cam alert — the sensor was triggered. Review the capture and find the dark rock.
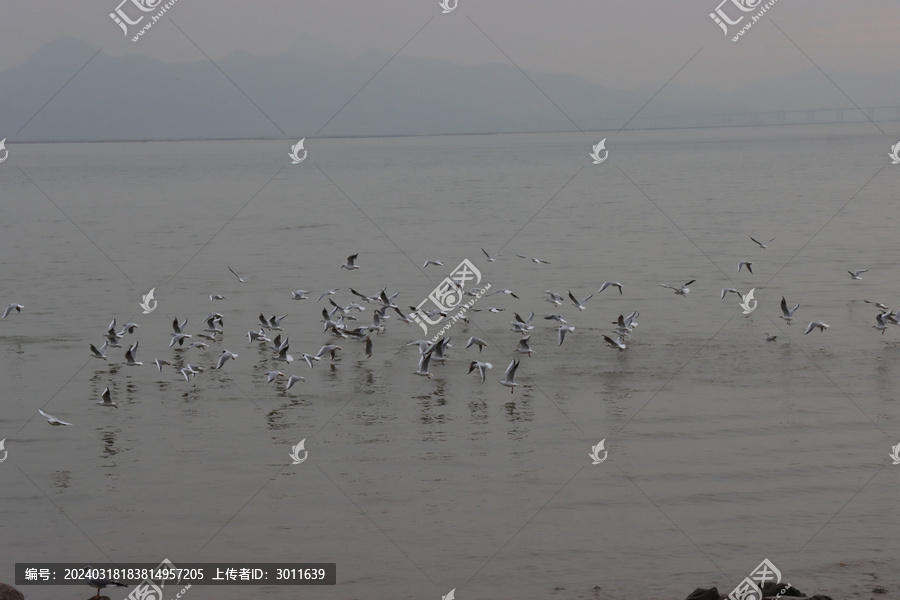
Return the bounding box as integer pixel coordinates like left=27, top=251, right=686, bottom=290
left=0, top=583, right=24, bottom=600
left=761, top=581, right=803, bottom=597
left=685, top=587, right=720, bottom=600
left=872, top=586, right=888, bottom=594
left=807, top=596, right=834, bottom=600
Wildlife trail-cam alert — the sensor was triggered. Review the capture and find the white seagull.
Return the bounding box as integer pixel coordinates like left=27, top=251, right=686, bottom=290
left=468, top=360, right=493, bottom=383
left=39, top=408, right=72, bottom=426
left=780, top=297, right=800, bottom=324
left=738, top=261, right=753, bottom=274
left=1, top=303, right=23, bottom=319
left=422, top=260, right=444, bottom=268
left=804, top=321, right=830, bottom=335
left=568, top=290, right=593, bottom=310
left=557, top=325, right=575, bottom=346
left=214, top=350, right=238, bottom=369
left=516, top=254, right=550, bottom=264
left=750, top=236, right=776, bottom=249
left=499, top=359, right=520, bottom=393
left=874, top=312, right=889, bottom=335
left=545, top=291, right=565, bottom=307
left=598, top=281, right=623, bottom=295
left=466, top=336, right=487, bottom=352
left=123, top=341, right=142, bottom=366
left=317, top=288, right=340, bottom=302
left=291, top=290, right=309, bottom=300
left=97, top=387, right=117, bottom=408
left=603, top=335, right=627, bottom=350
left=285, top=374, right=306, bottom=390
left=721, top=288, right=742, bottom=300
left=154, top=358, right=171, bottom=372
left=341, top=253, right=360, bottom=270
left=516, top=335, right=534, bottom=357
left=848, top=269, right=869, bottom=280
left=481, top=248, right=497, bottom=262
left=660, top=280, right=695, bottom=296
left=764, top=333, right=777, bottom=342
left=414, top=352, right=434, bottom=379
left=266, top=370, right=284, bottom=383
left=89, top=342, right=109, bottom=360
left=228, top=266, right=245, bottom=282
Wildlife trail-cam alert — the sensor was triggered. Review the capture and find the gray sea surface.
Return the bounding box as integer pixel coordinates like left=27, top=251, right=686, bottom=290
left=1, top=123, right=899, bottom=599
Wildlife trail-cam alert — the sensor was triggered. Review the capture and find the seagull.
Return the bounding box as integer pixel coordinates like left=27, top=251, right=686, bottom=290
left=750, top=236, right=776, bottom=249
left=248, top=329, right=269, bottom=343
left=862, top=299, right=890, bottom=311
left=468, top=360, right=493, bottom=383
left=848, top=269, right=869, bottom=280
left=1, top=303, right=23, bottom=319
left=545, top=291, right=565, bottom=307
left=498, top=359, right=520, bottom=393
left=123, top=341, right=142, bottom=366
left=214, top=350, right=238, bottom=369
left=780, top=297, right=800, bottom=324
left=465, top=336, right=487, bottom=352
left=39, top=408, right=72, bottom=426
left=721, top=288, right=742, bottom=300
left=430, top=337, right=451, bottom=363
left=511, top=312, right=534, bottom=332
left=487, top=288, right=520, bottom=300
left=516, top=335, right=534, bottom=357
left=228, top=266, right=245, bottom=282
left=516, top=254, right=550, bottom=264
left=274, top=342, right=294, bottom=363
left=315, top=344, right=342, bottom=361
left=300, top=353, right=319, bottom=368
left=267, top=314, right=288, bottom=331
left=189, top=341, right=209, bottom=350
left=291, top=290, right=309, bottom=300
left=738, top=261, right=753, bottom=274
left=558, top=325, right=575, bottom=346
left=89, top=342, right=109, bottom=360
left=172, top=317, right=188, bottom=334
left=180, top=365, right=200, bottom=382
left=482, top=248, right=497, bottom=262
left=350, top=288, right=377, bottom=303
left=209, top=294, right=226, bottom=301
left=97, top=387, right=117, bottom=408
left=341, top=253, right=360, bottom=270
left=598, top=281, right=623, bottom=295
left=804, top=321, right=830, bottom=335
left=265, top=370, right=284, bottom=383
left=422, top=260, right=444, bottom=268
left=285, top=374, right=306, bottom=390
left=169, top=333, right=192, bottom=348
left=568, top=290, right=593, bottom=310
left=87, top=577, right=128, bottom=599
left=603, top=335, right=627, bottom=350
left=544, top=314, right=567, bottom=324
left=154, top=358, right=171, bottom=372
left=407, top=340, right=434, bottom=355
left=874, top=312, right=889, bottom=335
left=660, top=280, right=695, bottom=296
left=764, top=333, right=777, bottom=342
left=317, top=288, right=340, bottom=302
left=414, top=352, right=434, bottom=379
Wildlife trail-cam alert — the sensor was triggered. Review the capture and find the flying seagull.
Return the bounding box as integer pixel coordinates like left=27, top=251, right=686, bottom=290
left=780, top=296, right=800, bottom=324
left=598, top=281, right=623, bottom=295
left=97, top=387, right=117, bottom=408
left=39, top=408, right=72, bottom=426
left=214, top=350, right=238, bottom=370
left=568, top=290, right=593, bottom=310
left=660, top=280, right=695, bottom=296
left=499, top=359, right=520, bottom=393
left=738, top=261, right=753, bottom=274
left=848, top=269, right=869, bottom=280
left=481, top=248, right=497, bottom=262
left=341, top=253, right=360, bottom=270
left=228, top=266, right=245, bottom=282
left=468, top=360, right=493, bottom=384
left=423, top=260, right=444, bottom=268
left=1, top=303, right=23, bottom=319
left=804, top=321, right=830, bottom=335
left=750, top=236, right=775, bottom=249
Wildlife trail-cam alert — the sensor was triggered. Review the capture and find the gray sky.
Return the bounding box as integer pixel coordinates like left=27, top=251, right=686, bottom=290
left=1, top=0, right=898, bottom=92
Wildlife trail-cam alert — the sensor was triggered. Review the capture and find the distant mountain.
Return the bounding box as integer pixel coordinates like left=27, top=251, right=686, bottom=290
left=0, top=38, right=895, bottom=141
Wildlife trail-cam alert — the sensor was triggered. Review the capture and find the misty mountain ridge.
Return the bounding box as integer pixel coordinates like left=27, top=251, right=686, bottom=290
left=0, top=37, right=896, bottom=141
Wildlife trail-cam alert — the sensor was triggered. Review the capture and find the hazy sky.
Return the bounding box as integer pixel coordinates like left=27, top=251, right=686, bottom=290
left=1, top=0, right=898, bottom=93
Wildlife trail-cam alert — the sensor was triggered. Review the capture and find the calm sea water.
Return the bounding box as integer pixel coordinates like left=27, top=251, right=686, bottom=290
left=1, top=123, right=899, bottom=600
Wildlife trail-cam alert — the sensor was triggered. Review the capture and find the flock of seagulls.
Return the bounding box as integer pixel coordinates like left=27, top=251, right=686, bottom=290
left=4, top=233, right=895, bottom=427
